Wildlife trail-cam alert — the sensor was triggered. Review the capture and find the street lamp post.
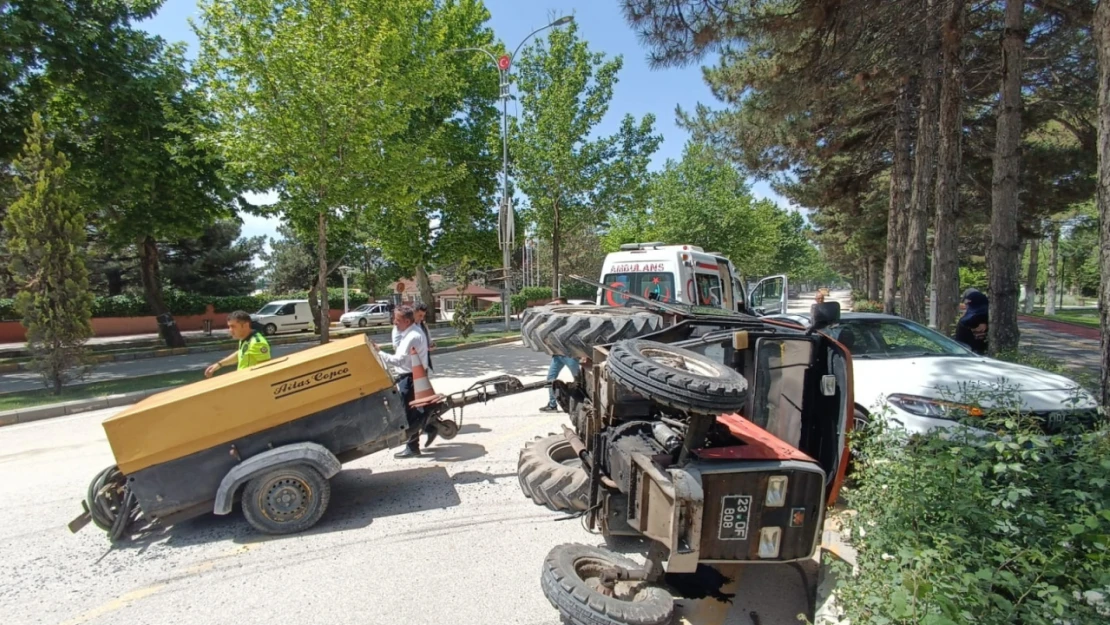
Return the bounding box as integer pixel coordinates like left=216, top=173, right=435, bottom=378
left=451, top=15, right=574, bottom=330
left=338, top=265, right=353, bottom=313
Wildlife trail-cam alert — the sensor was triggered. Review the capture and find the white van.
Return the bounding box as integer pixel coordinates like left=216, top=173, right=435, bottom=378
left=250, top=300, right=316, bottom=335
left=597, top=242, right=789, bottom=315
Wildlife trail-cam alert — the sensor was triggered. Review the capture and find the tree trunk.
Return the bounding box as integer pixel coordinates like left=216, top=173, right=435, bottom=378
left=317, top=211, right=330, bottom=344
left=903, top=0, right=940, bottom=325
left=1098, top=0, right=1110, bottom=408
left=106, top=268, right=123, bottom=296
left=137, top=235, right=186, bottom=348
left=415, top=265, right=436, bottom=323
left=988, top=0, right=1024, bottom=355
left=307, top=281, right=321, bottom=335
left=883, top=80, right=916, bottom=314
left=1046, top=225, right=1059, bottom=316
left=552, top=201, right=561, bottom=297
left=867, top=256, right=881, bottom=301
left=932, top=0, right=966, bottom=336
left=1024, top=236, right=1040, bottom=314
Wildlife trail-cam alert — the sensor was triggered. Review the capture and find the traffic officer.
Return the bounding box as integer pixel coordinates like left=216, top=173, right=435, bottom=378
left=204, top=310, right=272, bottom=377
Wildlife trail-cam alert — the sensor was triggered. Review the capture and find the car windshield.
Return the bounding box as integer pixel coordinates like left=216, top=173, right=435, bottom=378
left=829, top=318, right=972, bottom=358
left=351, top=305, right=371, bottom=313
left=256, top=304, right=281, bottom=315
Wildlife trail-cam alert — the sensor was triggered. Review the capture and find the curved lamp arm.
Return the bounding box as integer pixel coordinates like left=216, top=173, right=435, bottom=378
left=447, top=46, right=500, bottom=68
left=511, top=16, right=574, bottom=62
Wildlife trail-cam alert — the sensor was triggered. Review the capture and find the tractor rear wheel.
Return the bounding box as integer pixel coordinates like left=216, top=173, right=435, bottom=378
left=517, top=433, right=589, bottom=512
left=521, top=305, right=662, bottom=360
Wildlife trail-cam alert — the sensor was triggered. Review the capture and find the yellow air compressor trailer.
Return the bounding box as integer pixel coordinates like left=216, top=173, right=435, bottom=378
left=71, top=334, right=547, bottom=541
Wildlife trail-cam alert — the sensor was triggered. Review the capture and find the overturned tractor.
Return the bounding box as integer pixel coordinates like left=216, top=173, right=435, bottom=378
left=518, top=282, right=852, bottom=625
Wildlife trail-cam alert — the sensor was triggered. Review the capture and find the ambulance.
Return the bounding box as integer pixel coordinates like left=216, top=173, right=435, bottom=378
left=596, top=242, right=788, bottom=315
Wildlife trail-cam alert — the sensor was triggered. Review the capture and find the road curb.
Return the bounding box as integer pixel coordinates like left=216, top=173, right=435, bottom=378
left=0, top=337, right=522, bottom=427
left=0, top=387, right=170, bottom=427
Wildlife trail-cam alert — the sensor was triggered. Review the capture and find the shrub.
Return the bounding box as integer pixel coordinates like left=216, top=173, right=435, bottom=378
left=562, top=282, right=597, bottom=300
left=519, top=286, right=552, bottom=301
left=475, top=302, right=502, bottom=318
left=835, top=383, right=1110, bottom=625
left=853, top=299, right=884, bottom=313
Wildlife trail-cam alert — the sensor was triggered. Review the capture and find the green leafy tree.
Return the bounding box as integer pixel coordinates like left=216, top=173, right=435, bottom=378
left=196, top=0, right=495, bottom=342
left=605, top=142, right=782, bottom=275
left=4, top=113, right=93, bottom=394
left=512, top=21, right=660, bottom=295
left=161, top=220, right=264, bottom=296
left=54, top=39, right=238, bottom=348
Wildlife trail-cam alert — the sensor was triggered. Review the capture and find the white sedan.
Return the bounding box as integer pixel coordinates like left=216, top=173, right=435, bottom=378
left=765, top=312, right=1098, bottom=435
left=339, top=301, right=392, bottom=328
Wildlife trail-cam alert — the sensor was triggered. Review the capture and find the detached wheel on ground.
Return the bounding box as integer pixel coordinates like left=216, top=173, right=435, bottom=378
left=240, top=464, right=331, bottom=535
left=517, top=433, right=589, bottom=512
left=521, top=305, right=663, bottom=360
left=541, top=543, right=675, bottom=625
left=607, top=339, right=747, bottom=415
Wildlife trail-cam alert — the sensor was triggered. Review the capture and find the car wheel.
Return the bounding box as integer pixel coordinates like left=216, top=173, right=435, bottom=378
left=358, top=318, right=368, bottom=328
left=264, top=323, right=277, bottom=336
left=241, top=464, right=330, bottom=535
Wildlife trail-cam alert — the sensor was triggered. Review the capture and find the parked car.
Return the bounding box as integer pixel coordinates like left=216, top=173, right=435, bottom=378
left=339, top=301, right=392, bottom=328
left=251, top=300, right=315, bottom=336
left=764, top=311, right=1098, bottom=435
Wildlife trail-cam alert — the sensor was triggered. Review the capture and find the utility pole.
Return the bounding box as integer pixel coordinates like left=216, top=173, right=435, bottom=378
left=450, top=16, right=574, bottom=330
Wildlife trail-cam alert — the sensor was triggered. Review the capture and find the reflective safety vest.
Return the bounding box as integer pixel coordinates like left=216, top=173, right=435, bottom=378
left=237, top=331, right=271, bottom=369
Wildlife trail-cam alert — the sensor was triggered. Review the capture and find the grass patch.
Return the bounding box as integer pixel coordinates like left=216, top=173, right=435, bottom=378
left=1026, top=308, right=1099, bottom=328
left=0, top=370, right=205, bottom=412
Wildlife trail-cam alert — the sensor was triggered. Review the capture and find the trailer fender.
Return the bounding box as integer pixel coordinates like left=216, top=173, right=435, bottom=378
left=213, top=442, right=341, bottom=515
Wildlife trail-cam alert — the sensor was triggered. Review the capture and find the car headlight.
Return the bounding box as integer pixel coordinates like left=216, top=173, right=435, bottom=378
left=886, top=394, right=983, bottom=420
left=765, top=476, right=788, bottom=508
left=758, top=527, right=782, bottom=559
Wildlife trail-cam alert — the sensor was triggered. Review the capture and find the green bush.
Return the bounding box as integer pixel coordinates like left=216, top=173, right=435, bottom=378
left=960, top=266, right=988, bottom=292
left=475, top=302, right=502, bottom=318
left=519, top=286, right=553, bottom=301
left=853, top=299, right=883, bottom=313
left=510, top=293, right=529, bottom=313
left=562, top=282, right=597, bottom=300
left=836, top=385, right=1110, bottom=625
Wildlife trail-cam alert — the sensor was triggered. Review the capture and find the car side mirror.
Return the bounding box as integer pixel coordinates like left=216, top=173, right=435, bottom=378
left=808, top=302, right=841, bottom=333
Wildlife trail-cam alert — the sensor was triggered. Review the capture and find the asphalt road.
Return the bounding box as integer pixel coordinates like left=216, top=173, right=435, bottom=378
left=1, top=344, right=812, bottom=625
left=0, top=323, right=517, bottom=394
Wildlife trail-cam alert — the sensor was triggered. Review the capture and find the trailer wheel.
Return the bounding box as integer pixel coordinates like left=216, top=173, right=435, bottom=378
left=541, top=544, right=675, bottom=625
left=608, top=340, right=747, bottom=415
left=522, top=306, right=662, bottom=360
left=241, top=464, right=330, bottom=535
left=517, top=434, right=589, bottom=512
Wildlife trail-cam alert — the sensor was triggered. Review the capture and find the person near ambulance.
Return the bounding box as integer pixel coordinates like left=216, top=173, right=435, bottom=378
left=374, top=305, right=432, bottom=458
left=204, top=310, right=271, bottom=378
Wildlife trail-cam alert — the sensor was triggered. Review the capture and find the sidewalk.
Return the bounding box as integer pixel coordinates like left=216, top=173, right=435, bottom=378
left=1018, top=316, right=1100, bottom=381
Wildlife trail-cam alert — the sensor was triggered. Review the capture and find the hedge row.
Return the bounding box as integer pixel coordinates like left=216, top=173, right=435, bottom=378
left=0, top=288, right=374, bottom=321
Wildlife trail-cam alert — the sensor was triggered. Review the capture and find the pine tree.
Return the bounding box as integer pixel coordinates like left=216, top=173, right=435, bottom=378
left=4, top=113, right=93, bottom=394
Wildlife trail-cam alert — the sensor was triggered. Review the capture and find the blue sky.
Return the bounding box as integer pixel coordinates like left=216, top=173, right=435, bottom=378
left=138, top=0, right=790, bottom=244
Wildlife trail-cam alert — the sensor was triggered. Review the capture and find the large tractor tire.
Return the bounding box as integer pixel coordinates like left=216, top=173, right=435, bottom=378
left=521, top=305, right=662, bottom=360
left=518, top=433, right=589, bottom=512
left=607, top=339, right=747, bottom=416
left=541, top=543, right=675, bottom=625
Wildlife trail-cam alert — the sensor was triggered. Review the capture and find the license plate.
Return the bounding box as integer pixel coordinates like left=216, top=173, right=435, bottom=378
left=718, top=495, right=752, bottom=541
